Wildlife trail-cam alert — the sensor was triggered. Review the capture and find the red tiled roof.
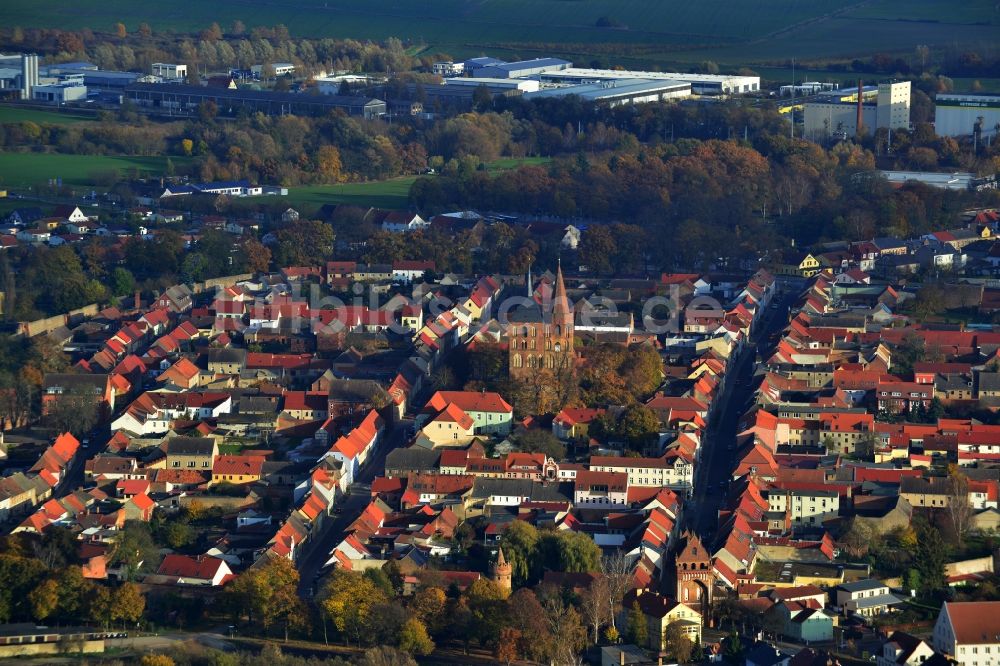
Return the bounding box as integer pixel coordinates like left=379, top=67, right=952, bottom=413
left=426, top=390, right=512, bottom=414
left=943, top=601, right=1000, bottom=643
left=157, top=554, right=227, bottom=580
left=212, top=455, right=265, bottom=476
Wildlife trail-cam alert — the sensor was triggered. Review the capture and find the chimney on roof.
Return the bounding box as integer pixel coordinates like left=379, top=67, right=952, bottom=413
left=134, top=290, right=141, bottom=310
left=620, top=650, right=626, bottom=666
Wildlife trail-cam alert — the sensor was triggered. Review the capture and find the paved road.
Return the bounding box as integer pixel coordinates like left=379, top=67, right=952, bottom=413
left=295, top=417, right=412, bottom=595
left=688, top=289, right=800, bottom=541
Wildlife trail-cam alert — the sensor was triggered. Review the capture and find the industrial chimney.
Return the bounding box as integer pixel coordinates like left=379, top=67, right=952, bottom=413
left=856, top=78, right=864, bottom=137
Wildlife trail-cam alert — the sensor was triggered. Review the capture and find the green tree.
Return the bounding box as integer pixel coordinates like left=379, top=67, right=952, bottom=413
left=111, top=582, right=146, bottom=628
left=181, top=252, right=211, bottom=283
left=539, top=530, right=602, bottom=574
left=839, top=518, right=875, bottom=559
left=626, top=602, right=647, bottom=647
left=318, top=569, right=388, bottom=645
left=28, top=578, right=59, bottom=621
left=162, top=521, right=192, bottom=549
left=664, top=622, right=694, bottom=663
left=398, top=617, right=434, bottom=655
left=915, top=518, right=949, bottom=598
left=579, top=225, right=616, bottom=274
left=498, top=520, right=539, bottom=584
left=619, top=404, right=660, bottom=449
left=515, top=429, right=566, bottom=459
left=274, top=220, right=335, bottom=266
left=258, top=558, right=307, bottom=640
left=109, top=521, right=160, bottom=581
left=110, top=267, right=137, bottom=297
left=724, top=632, right=743, bottom=661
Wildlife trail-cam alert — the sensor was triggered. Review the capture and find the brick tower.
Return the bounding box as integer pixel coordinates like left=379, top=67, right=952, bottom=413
left=492, top=546, right=513, bottom=597
left=675, top=531, right=713, bottom=615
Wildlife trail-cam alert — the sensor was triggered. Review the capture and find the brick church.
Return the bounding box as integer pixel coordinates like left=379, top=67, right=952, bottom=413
left=505, top=262, right=575, bottom=381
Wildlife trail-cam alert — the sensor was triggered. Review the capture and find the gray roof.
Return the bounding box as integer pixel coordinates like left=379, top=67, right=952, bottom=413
left=208, top=347, right=247, bottom=365
left=238, top=395, right=279, bottom=414
left=850, top=593, right=905, bottom=609
left=838, top=578, right=887, bottom=593
left=385, top=447, right=440, bottom=472
left=470, top=478, right=573, bottom=502
left=162, top=436, right=215, bottom=456
left=43, top=373, right=108, bottom=391
left=492, top=57, right=571, bottom=72
left=978, top=372, right=1000, bottom=392
left=327, top=378, right=387, bottom=402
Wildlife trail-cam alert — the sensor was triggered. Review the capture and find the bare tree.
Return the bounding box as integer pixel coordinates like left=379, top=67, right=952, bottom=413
left=44, top=385, right=99, bottom=436
left=580, top=575, right=610, bottom=644
left=601, top=550, right=632, bottom=633
left=947, top=465, right=973, bottom=547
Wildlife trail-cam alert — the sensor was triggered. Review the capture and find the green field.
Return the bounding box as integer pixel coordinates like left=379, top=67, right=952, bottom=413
left=6, top=0, right=998, bottom=66
left=0, top=152, right=189, bottom=188
left=283, top=177, right=419, bottom=212
left=0, top=106, right=95, bottom=125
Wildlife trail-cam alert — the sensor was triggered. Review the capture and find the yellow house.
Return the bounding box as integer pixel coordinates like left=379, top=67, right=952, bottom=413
left=421, top=403, right=476, bottom=447
left=773, top=251, right=821, bottom=278
left=621, top=590, right=702, bottom=651
left=400, top=305, right=424, bottom=333
left=211, top=455, right=266, bottom=486
left=162, top=437, right=218, bottom=470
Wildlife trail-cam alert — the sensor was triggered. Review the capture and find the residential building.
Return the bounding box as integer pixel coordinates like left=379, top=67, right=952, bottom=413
left=877, top=631, right=942, bottom=666
left=933, top=601, right=1000, bottom=666
left=422, top=391, right=514, bottom=437
left=211, top=455, right=266, bottom=485
left=835, top=579, right=905, bottom=618
left=154, top=554, right=233, bottom=586
left=620, top=589, right=702, bottom=651
left=573, top=470, right=629, bottom=508
left=161, top=436, right=218, bottom=470
left=766, top=488, right=840, bottom=528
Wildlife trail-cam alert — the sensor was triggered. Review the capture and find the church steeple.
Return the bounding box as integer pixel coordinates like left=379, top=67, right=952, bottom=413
left=553, top=258, right=572, bottom=327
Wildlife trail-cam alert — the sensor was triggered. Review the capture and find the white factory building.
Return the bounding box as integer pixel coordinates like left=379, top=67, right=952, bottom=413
left=444, top=77, right=540, bottom=93
left=252, top=63, right=295, bottom=77
left=536, top=68, right=760, bottom=95
left=934, top=93, right=1000, bottom=139
left=33, top=82, right=87, bottom=103
left=524, top=79, right=691, bottom=107
left=0, top=53, right=39, bottom=99
left=470, top=58, right=572, bottom=79
left=803, top=81, right=910, bottom=141
left=432, top=61, right=465, bottom=77
left=152, top=63, right=187, bottom=81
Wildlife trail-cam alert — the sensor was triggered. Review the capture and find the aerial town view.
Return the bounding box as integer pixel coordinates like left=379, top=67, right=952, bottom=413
left=0, top=1, right=999, bottom=665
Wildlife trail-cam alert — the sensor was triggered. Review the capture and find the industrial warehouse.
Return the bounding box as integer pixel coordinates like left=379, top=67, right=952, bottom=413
left=802, top=81, right=911, bottom=141
left=523, top=79, right=692, bottom=107
left=123, top=83, right=387, bottom=119
left=529, top=67, right=761, bottom=95
left=934, top=92, right=1000, bottom=140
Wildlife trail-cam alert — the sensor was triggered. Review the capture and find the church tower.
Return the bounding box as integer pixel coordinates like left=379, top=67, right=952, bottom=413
left=492, top=546, right=513, bottom=597
left=675, top=531, right=714, bottom=616
left=507, top=260, right=575, bottom=380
